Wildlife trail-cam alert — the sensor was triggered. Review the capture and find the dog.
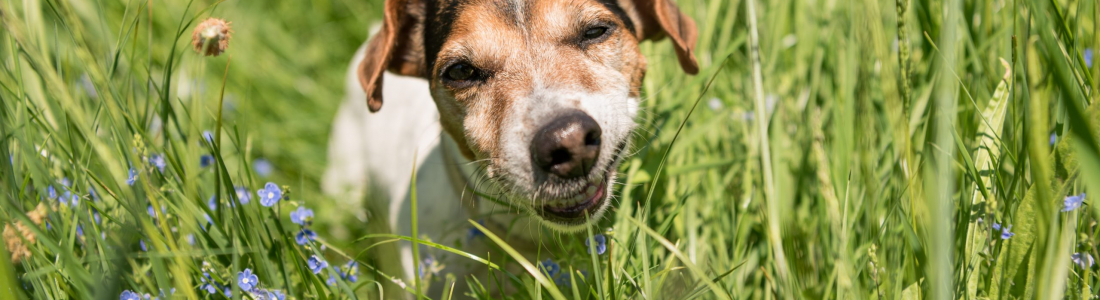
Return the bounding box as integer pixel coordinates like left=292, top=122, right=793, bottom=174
left=323, top=0, right=698, bottom=296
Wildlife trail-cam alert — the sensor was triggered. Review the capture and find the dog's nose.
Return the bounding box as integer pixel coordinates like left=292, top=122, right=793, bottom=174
left=531, top=110, right=602, bottom=179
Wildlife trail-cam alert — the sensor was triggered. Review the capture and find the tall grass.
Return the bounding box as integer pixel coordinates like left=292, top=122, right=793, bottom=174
left=1, top=0, right=1099, bottom=299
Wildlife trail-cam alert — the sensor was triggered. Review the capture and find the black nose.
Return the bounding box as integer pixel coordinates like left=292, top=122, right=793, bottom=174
left=531, top=110, right=602, bottom=179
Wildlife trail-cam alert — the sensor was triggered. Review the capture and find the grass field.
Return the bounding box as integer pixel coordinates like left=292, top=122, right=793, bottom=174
left=2, top=0, right=1100, bottom=298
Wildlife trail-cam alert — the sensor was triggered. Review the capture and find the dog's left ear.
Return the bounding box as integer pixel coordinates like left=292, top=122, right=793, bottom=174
left=624, top=0, right=699, bottom=74
left=358, top=0, right=426, bottom=112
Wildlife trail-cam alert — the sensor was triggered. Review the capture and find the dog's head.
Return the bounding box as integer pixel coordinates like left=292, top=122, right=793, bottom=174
left=358, top=0, right=697, bottom=231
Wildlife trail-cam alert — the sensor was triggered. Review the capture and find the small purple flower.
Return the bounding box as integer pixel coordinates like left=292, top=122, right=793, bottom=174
left=199, top=155, right=214, bottom=168
left=1000, top=225, right=1015, bottom=240
left=201, top=282, right=216, bottom=294
left=340, top=261, right=359, bottom=283
left=258, top=182, right=282, bottom=207
left=1073, top=252, right=1095, bottom=269
left=139, top=240, right=147, bottom=251
left=93, top=209, right=101, bottom=224
left=76, top=225, right=84, bottom=238
left=539, top=258, right=560, bottom=278
left=200, top=272, right=217, bottom=294
left=1050, top=133, right=1057, bottom=146
left=223, top=287, right=231, bottom=298
left=202, top=131, right=215, bottom=144
left=308, top=255, right=328, bottom=274
left=290, top=206, right=314, bottom=226
left=237, top=268, right=259, bottom=291
left=47, top=185, right=57, bottom=199
left=992, top=222, right=1002, bottom=231
left=586, top=234, right=607, bottom=255
left=126, top=168, right=138, bottom=186
left=149, top=154, right=166, bottom=172
left=1063, top=193, right=1086, bottom=212
left=63, top=191, right=80, bottom=207
left=326, top=275, right=337, bottom=286
left=120, top=290, right=140, bottom=300
left=253, top=159, right=274, bottom=177
left=235, top=187, right=252, bottom=204
left=295, top=228, right=316, bottom=245
left=147, top=205, right=157, bottom=218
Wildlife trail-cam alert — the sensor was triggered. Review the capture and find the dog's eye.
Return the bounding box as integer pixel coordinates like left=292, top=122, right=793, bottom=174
left=583, top=26, right=609, bottom=40
left=444, top=63, right=477, bottom=81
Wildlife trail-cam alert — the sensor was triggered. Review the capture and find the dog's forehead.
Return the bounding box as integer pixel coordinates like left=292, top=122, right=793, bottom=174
left=424, top=0, right=633, bottom=67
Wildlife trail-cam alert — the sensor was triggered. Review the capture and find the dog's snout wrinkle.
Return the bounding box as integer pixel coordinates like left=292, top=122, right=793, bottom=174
left=531, top=110, right=602, bottom=179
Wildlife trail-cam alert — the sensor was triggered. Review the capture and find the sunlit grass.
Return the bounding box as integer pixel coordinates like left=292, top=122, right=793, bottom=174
left=1, top=0, right=1099, bottom=299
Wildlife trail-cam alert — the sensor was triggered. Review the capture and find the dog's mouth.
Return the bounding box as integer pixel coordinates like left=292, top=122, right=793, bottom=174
left=538, top=175, right=608, bottom=220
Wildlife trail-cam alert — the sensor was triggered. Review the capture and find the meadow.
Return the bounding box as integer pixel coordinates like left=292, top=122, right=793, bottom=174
left=1, top=0, right=1099, bottom=298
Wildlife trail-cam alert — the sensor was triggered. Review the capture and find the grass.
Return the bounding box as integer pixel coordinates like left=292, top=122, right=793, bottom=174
left=0, top=0, right=1098, bottom=298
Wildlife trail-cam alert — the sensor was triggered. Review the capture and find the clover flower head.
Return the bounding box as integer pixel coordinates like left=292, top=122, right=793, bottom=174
left=586, top=234, right=607, bottom=255
left=126, top=168, right=138, bottom=186
left=308, top=255, right=328, bottom=274
left=290, top=206, right=314, bottom=226
left=120, top=290, right=140, bottom=300
left=295, top=228, right=316, bottom=245
left=254, top=159, right=274, bottom=177
left=238, top=268, right=259, bottom=291
left=1073, top=252, right=1095, bottom=269
left=1063, top=193, right=1087, bottom=212
left=199, top=155, right=214, bottom=168
left=258, top=182, right=282, bottom=207
left=192, top=18, right=232, bottom=57
left=235, top=186, right=252, bottom=204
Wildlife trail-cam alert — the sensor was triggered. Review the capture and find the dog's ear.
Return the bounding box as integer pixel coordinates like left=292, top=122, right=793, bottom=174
left=358, top=0, right=426, bottom=112
left=625, top=0, right=699, bottom=74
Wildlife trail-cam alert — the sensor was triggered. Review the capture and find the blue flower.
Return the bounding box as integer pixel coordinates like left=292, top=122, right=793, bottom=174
left=259, top=289, right=286, bottom=300
left=1050, top=133, right=1057, bottom=146
left=308, top=255, right=328, bottom=274
left=63, top=190, right=79, bottom=207
left=93, top=210, right=101, bottom=224
left=208, top=195, right=218, bottom=211
left=1086, top=48, right=1094, bottom=68
left=47, top=185, right=57, bottom=199
left=201, top=282, right=216, bottom=294
left=418, top=255, right=437, bottom=279
left=539, top=258, right=560, bottom=278
left=200, top=272, right=218, bottom=294
left=254, top=159, right=274, bottom=177
left=340, top=261, right=359, bottom=283
left=202, top=131, right=215, bottom=144
left=147, top=205, right=157, bottom=218
left=467, top=219, right=486, bottom=240
left=223, top=287, right=231, bottom=298
left=992, top=222, right=1001, bottom=231
left=258, top=182, right=282, bottom=207
left=295, top=228, right=316, bottom=245
left=290, top=206, right=314, bottom=226
left=326, top=275, right=337, bottom=286
left=1063, top=193, right=1087, bottom=212
left=186, top=234, right=195, bottom=245
left=120, top=290, right=140, bottom=300
left=1073, top=252, right=1095, bottom=269
left=76, top=225, right=84, bottom=238
left=139, top=240, right=147, bottom=251
left=199, top=155, right=214, bottom=168
left=1000, top=225, right=1015, bottom=240
left=149, top=154, right=166, bottom=172
left=586, top=234, right=607, bottom=255
left=237, top=268, right=259, bottom=291
left=126, top=168, right=138, bottom=186
left=235, top=187, right=252, bottom=204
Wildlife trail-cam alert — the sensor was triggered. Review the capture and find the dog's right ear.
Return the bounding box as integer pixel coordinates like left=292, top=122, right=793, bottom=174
left=358, top=0, right=426, bottom=112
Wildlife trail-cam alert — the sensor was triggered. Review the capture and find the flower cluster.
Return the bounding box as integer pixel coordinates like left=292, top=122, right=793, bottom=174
left=992, top=222, right=1014, bottom=240
left=539, top=259, right=587, bottom=287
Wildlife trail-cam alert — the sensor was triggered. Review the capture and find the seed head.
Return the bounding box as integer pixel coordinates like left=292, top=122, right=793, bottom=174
left=192, top=18, right=232, bottom=56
